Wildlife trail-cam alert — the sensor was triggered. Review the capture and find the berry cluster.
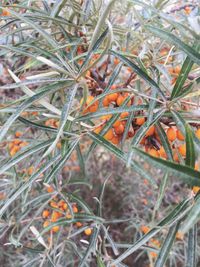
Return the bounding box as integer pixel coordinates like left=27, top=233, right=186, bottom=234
left=8, top=131, right=28, bottom=157
left=42, top=186, right=92, bottom=236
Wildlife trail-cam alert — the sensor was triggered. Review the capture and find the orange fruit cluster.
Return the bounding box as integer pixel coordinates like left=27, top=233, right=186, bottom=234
left=42, top=186, right=92, bottom=236
left=1, top=9, right=10, bottom=16
left=8, top=132, right=28, bottom=157
left=81, top=95, right=99, bottom=114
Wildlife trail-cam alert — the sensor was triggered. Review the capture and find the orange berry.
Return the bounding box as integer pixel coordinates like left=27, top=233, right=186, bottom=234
left=176, top=231, right=184, bottom=240
left=114, top=124, right=124, bottom=135
left=120, top=112, right=129, bottom=119
left=173, top=151, right=179, bottom=162
left=159, top=146, right=167, bottom=159
left=116, top=95, right=124, bottom=106
left=50, top=201, right=58, bottom=209
left=10, top=146, right=20, bottom=156
left=111, top=84, right=117, bottom=90
left=56, top=142, right=61, bottom=149
left=111, top=136, right=120, bottom=145
left=13, top=139, right=21, bottom=145
left=150, top=251, right=157, bottom=258
left=73, top=206, right=78, bottom=213
left=145, top=125, right=155, bottom=137
left=195, top=162, right=199, bottom=171
left=140, top=225, right=150, bottom=234
left=114, top=58, right=120, bottom=65
left=195, top=129, right=200, bottom=139
left=166, top=127, right=177, bottom=142
left=148, top=148, right=160, bottom=158
left=101, top=115, right=112, bottom=121
left=108, top=93, right=118, bottom=102
left=193, top=186, right=200, bottom=194
left=2, top=9, right=10, bottom=16
left=52, top=226, right=60, bottom=233
left=113, top=120, right=121, bottom=128
left=46, top=185, right=54, bottom=193
left=178, top=143, right=186, bottom=157
left=103, top=96, right=110, bottom=107
left=43, top=220, right=50, bottom=228
left=84, top=228, right=92, bottom=236
left=42, top=210, right=50, bottom=219
left=66, top=213, right=72, bottom=219
left=176, top=129, right=184, bottom=141
left=135, top=117, right=145, bottom=126
left=104, top=129, right=114, bottom=140
left=93, top=125, right=102, bottom=134
left=174, top=66, right=181, bottom=74
left=51, top=211, right=61, bottom=222
left=89, top=105, right=98, bottom=113
left=76, top=222, right=83, bottom=227
left=15, top=131, right=22, bottom=138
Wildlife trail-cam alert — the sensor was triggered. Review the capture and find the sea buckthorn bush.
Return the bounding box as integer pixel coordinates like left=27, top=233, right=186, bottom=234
left=0, top=0, right=200, bottom=266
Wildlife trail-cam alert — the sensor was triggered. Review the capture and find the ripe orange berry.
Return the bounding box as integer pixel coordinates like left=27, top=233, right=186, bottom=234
left=104, top=129, right=114, bottom=140
left=159, top=146, right=167, bottom=159
left=93, top=125, right=102, bottom=134
left=89, top=104, right=98, bottom=113
left=73, top=206, right=78, bottom=213
left=140, top=225, right=150, bottom=234
left=50, top=201, right=58, bottom=209
left=43, top=220, right=50, bottom=228
left=193, top=186, right=200, bottom=194
left=42, top=210, right=50, bottom=219
left=46, top=185, right=54, bottom=193
left=15, top=131, right=22, bottom=138
left=10, top=146, right=20, bottom=156
left=148, top=148, right=160, bottom=158
left=2, top=9, right=10, bottom=16
left=176, top=129, right=184, bottom=141
left=166, top=127, right=177, bottom=142
left=101, top=115, right=112, bottom=121
left=195, top=129, right=200, bottom=139
left=76, top=222, right=83, bottom=227
left=174, top=66, right=181, bottom=74
left=52, top=226, right=60, bottom=233
left=114, top=124, right=124, bottom=135
left=84, top=228, right=92, bottom=236
left=135, top=117, right=145, bottom=126
left=108, top=93, right=118, bottom=102
left=113, top=120, right=121, bottom=128
left=103, top=96, right=110, bottom=107
left=116, top=95, right=124, bottom=106
left=176, top=231, right=184, bottom=240
left=120, top=112, right=129, bottom=119
left=195, top=162, right=199, bottom=171
left=178, top=143, right=186, bottom=157
left=13, top=139, right=21, bottom=145
left=145, top=125, right=155, bottom=137
left=114, top=58, right=120, bottom=65
left=173, top=151, right=179, bottom=162
left=111, top=136, right=120, bottom=145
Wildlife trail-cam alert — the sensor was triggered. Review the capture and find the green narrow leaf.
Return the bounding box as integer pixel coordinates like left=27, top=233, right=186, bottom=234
left=0, top=155, right=60, bottom=218
left=0, top=81, right=68, bottom=143
left=146, top=26, right=200, bottom=65
left=43, top=83, right=78, bottom=156
left=156, top=123, right=173, bottom=161
left=186, top=225, right=197, bottom=267
left=133, top=148, right=200, bottom=187
left=185, top=124, right=195, bottom=168
left=171, top=43, right=200, bottom=99
left=110, top=50, right=166, bottom=100
left=154, top=222, right=180, bottom=267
